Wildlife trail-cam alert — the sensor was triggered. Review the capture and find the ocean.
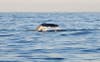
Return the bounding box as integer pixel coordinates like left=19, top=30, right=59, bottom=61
left=0, top=12, right=100, bottom=62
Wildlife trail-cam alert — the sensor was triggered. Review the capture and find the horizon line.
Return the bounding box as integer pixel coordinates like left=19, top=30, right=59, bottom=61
left=0, top=11, right=100, bottom=13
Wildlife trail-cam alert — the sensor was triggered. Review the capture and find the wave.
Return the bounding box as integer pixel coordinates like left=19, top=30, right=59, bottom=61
left=29, top=58, right=65, bottom=60
left=81, top=48, right=100, bottom=53
left=0, top=34, right=14, bottom=37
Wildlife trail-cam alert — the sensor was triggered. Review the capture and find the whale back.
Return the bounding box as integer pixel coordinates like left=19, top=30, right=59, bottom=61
left=41, top=23, right=59, bottom=27
left=36, top=23, right=60, bottom=32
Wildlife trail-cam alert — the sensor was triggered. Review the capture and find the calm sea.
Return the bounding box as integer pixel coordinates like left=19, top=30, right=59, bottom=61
left=0, top=12, right=100, bottom=62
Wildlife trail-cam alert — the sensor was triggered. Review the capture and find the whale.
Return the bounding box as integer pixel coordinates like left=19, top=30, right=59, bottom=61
left=36, top=23, right=62, bottom=32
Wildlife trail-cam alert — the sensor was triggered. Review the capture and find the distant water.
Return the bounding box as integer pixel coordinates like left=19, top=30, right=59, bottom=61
left=0, top=12, right=100, bottom=62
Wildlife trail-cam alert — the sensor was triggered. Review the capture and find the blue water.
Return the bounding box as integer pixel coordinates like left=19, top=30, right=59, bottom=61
left=0, top=12, right=100, bottom=62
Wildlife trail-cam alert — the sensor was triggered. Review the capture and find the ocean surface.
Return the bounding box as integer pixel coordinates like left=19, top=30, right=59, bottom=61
left=0, top=12, right=100, bottom=62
